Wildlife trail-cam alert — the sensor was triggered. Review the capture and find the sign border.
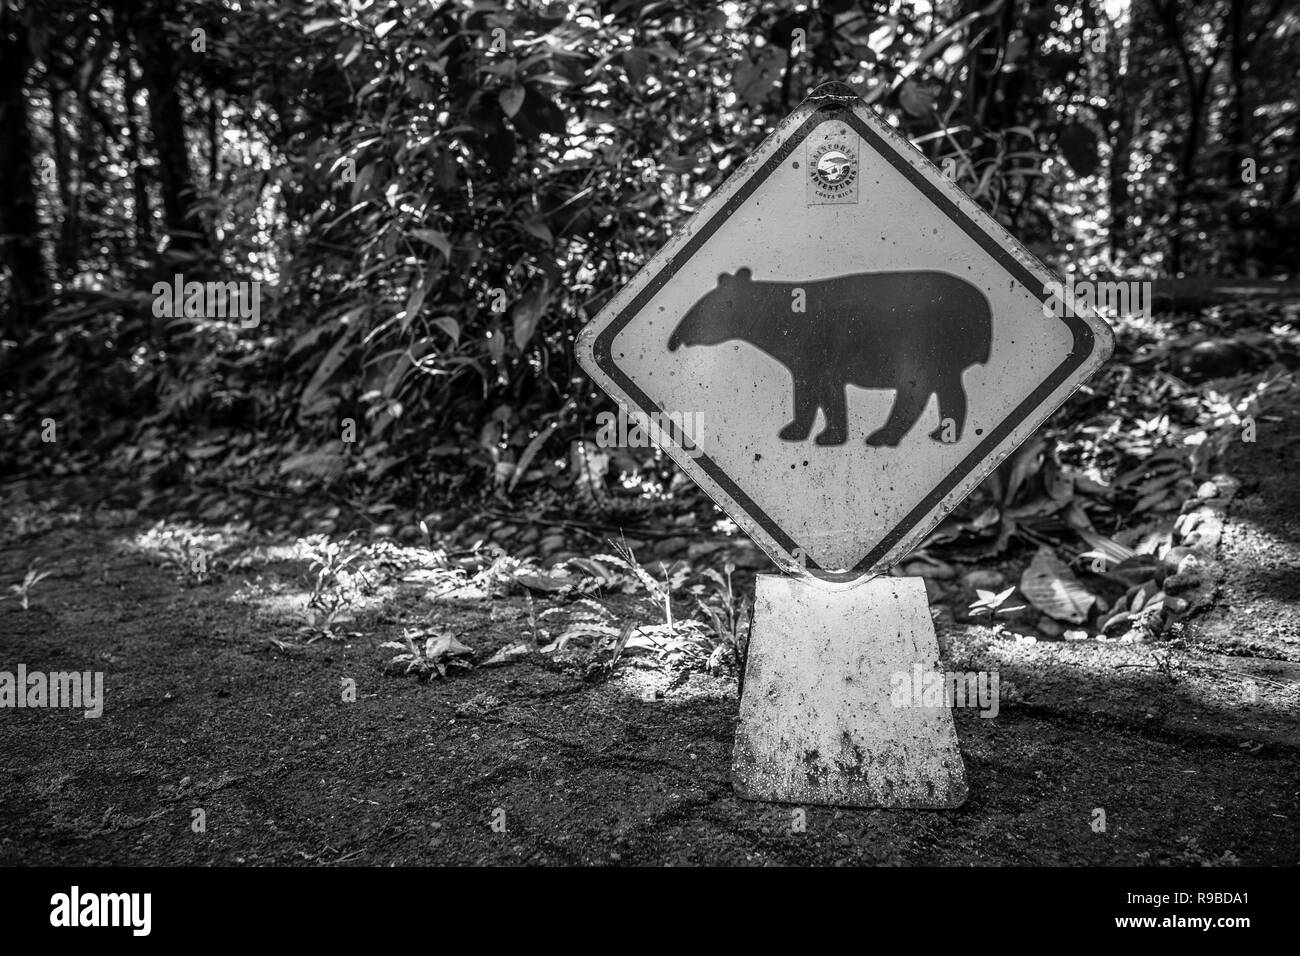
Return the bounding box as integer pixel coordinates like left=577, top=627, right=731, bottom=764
left=583, top=96, right=1111, bottom=581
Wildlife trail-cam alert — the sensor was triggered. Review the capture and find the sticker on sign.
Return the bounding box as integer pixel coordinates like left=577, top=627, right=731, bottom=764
left=576, top=83, right=1113, bottom=582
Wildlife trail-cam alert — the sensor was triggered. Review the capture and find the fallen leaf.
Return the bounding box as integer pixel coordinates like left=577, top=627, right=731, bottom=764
left=424, top=632, right=473, bottom=660
left=1019, top=547, right=1097, bottom=623
left=514, top=571, right=573, bottom=592
left=1079, top=529, right=1136, bottom=565
left=482, top=642, right=531, bottom=666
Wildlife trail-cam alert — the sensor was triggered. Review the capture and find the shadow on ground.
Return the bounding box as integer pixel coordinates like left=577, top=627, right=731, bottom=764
left=1, top=479, right=1297, bottom=866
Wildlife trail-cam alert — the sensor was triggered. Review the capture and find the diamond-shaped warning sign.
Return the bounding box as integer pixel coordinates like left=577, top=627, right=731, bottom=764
left=576, top=86, right=1113, bottom=581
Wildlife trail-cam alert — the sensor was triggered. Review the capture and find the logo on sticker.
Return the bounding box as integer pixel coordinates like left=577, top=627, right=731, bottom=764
left=810, top=141, right=857, bottom=200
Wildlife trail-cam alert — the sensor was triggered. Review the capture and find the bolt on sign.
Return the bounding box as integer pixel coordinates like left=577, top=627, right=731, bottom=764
left=576, top=84, right=1113, bottom=582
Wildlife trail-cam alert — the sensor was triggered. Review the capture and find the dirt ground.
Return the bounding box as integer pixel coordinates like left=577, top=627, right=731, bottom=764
left=2, top=411, right=1299, bottom=866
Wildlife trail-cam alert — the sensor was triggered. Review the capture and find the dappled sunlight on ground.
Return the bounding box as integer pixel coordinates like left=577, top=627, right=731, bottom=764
left=945, top=623, right=1300, bottom=747
left=4, top=479, right=1300, bottom=864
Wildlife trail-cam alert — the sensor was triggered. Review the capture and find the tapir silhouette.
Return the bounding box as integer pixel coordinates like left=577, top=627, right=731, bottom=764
left=667, top=268, right=992, bottom=447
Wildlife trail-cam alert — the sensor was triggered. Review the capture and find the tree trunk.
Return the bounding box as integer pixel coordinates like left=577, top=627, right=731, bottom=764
left=1107, top=119, right=1133, bottom=258
left=51, top=87, right=79, bottom=278
left=1226, top=0, right=1249, bottom=180
left=76, top=81, right=107, bottom=277
left=119, top=49, right=153, bottom=268
left=1152, top=0, right=1223, bottom=275
left=0, top=4, right=51, bottom=335
left=130, top=0, right=207, bottom=260
left=207, top=89, right=219, bottom=192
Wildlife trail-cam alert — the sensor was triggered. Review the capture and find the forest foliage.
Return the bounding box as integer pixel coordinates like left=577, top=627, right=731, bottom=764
left=1, top=0, right=1297, bottom=514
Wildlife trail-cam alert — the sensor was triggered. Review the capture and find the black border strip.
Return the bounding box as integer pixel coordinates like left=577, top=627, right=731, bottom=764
left=593, top=103, right=1096, bottom=581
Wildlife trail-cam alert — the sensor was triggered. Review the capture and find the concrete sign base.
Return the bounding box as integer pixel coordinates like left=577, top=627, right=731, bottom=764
left=732, top=574, right=968, bottom=808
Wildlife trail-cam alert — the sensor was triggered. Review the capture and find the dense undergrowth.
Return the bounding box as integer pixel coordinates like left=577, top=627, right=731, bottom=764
left=6, top=297, right=1299, bottom=674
